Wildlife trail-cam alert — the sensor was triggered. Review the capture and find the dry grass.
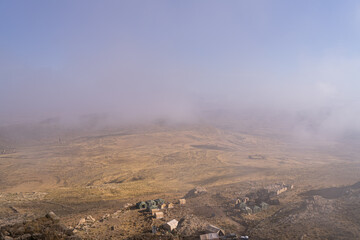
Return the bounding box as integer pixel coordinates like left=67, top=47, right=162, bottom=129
left=0, top=124, right=359, bottom=211
left=1, top=124, right=360, bottom=239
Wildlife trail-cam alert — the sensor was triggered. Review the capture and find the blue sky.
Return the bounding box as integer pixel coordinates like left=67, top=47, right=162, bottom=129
left=1, top=1, right=360, bottom=132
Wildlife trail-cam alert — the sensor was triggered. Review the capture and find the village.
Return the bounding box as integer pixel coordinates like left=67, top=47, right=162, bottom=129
left=69, top=183, right=294, bottom=240
left=0, top=183, right=294, bottom=240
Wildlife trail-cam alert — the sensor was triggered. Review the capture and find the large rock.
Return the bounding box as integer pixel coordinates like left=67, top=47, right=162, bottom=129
left=45, top=212, right=60, bottom=222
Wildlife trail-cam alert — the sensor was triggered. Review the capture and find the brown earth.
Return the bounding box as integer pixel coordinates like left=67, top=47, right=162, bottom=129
left=0, top=124, right=359, bottom=239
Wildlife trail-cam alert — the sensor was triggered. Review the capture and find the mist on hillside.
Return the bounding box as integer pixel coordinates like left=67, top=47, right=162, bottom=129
left=1, top=1, right=360, bottom=142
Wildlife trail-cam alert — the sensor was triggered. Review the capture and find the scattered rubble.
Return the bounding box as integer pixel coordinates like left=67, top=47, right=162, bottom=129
left=74, top=215, right=96, bottom=231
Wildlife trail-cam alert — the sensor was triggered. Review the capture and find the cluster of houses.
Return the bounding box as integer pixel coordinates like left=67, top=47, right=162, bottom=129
left=235, top=198, right=269, bottom=215
left=235, top=183, right=293, bottom=215
left=136, top=197, right=247, bottom=239
left=264, top=182, right=293, bottom=197
left=136, top=198, right=186, bottom=219
left=133, top=184, right=293, bottom=238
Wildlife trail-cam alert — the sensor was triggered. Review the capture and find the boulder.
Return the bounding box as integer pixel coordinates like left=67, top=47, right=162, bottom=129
left=45, top=212, right=60, bottom=222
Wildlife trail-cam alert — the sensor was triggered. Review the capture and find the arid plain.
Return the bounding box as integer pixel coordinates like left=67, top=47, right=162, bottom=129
left=1, top=123, right=360, bottom=239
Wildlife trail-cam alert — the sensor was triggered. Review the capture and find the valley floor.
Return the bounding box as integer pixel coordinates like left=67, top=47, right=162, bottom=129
left=1, top=125, right=360, bottom=239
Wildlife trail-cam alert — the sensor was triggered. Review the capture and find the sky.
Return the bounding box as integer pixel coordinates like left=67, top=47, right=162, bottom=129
left=1, top=1, right=360, bottom=135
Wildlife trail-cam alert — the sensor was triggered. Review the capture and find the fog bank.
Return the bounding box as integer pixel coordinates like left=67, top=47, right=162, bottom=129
left=1, top=1, right=360, bottom=140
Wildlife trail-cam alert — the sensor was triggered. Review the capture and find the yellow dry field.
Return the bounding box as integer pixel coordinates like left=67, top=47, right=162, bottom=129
left=0, top=124, right=359, bottom=206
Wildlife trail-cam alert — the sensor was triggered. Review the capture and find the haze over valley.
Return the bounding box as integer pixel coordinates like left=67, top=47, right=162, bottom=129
left=1, top=1, right=360, bottom=239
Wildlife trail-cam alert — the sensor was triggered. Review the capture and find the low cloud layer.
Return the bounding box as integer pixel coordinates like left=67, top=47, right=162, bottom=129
left=1, top=1, right=360, bottom=140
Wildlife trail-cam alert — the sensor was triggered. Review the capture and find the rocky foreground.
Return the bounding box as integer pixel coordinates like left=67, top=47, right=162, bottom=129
left=0, top=212, right=79, bottom=240
left=1, top=182, right=360, bottom=240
